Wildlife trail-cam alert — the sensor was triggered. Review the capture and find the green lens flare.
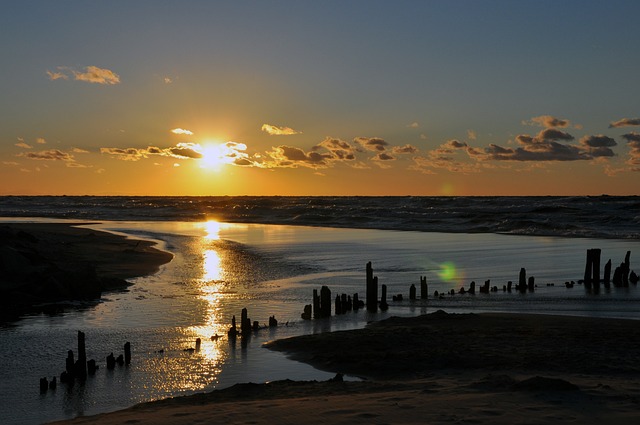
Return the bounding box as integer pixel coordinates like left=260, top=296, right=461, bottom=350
left=438, top=262, right=457, bottom=282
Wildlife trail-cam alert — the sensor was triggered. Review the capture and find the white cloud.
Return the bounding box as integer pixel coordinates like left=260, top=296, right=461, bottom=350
left=171, top=128, right=194, bottom=135
left=261, top=123, right=301, bottom=136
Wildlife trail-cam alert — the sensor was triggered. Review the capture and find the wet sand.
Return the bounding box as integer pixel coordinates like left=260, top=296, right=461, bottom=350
left=49, top=311, right=640, bottom=424
left=0, top=222, right=173, bottom=319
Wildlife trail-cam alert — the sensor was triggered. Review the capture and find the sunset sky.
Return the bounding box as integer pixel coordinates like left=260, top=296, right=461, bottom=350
left=1, top=0, right=639, bottom=196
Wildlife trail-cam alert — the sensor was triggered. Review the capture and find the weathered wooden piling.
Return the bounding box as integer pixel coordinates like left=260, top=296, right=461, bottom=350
left=519, top=268, right=527, bottom=293
left=65, top=350, right=74, bottom=376
left=269, top=315, right=278, bottom=327
left=584, top=249, right=601, bottom=291
left=312, top=289, right=320, bottom=319
left=49, top=377, right=56, bottom=390
left=195, top=338, right=201, bottom=352
left=380, top=284, right=389, bottom=311
left=604, top=259, right=612, bottom=289
left=623, top=251, right=631, bottom=286
left=228, top=315, right=238, bottom=337
left=40, top=377, right=48, bottom=393
left=320, top=285, right=332, bottom=317
left=87, top=359, right=97, bottom=375
left=480, top=280, right=490, bottom=294
left=335, top=295, right=342, bottom=315
left=420, top=276, right=428, bottom=299
left=409, top=284, right=416, bottom=300
left=77, top=331, right=87, bottom=379
left=366, top=262, right=378, bottom=313
left=353, top=293, right=361, bottom=311
left=116, top=354, right=124, bottom=366
left=106, top=353, right=116, bottom=370
left=469, top=281, right=476, bottom=295
left=241, top=308, right=251, bottom=336
left=507, top=281, right=512, bottom=292
left=527, top=276, right=535, bottom=292
left=124, top=342, right=131, bottom=365
left=301, top=304, right=312, bottom=320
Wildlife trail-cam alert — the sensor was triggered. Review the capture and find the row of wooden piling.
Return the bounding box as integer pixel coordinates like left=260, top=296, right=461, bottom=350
left=40, top=331, right=131, bottom=393
left=227, top=307, right=279, bottom=338
left=299, top=249, right=636, bottom=319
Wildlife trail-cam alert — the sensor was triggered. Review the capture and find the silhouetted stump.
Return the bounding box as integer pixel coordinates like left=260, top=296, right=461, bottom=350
left=623, top=251, right=631, bottom=286
left=195, top=338, right=201, bottom=352
left=507, top=281, right=512, bottom=292
left=228, top=315, right=238, bottom=337
left=353, top=293, right=364, bottom=310
left=252, top=321, right=259, bottom=331
left=106, top=353, right=116, bottom=370
left=335, top=295, right=342, bottom=315
left=527, top=276, right=535, bottom=292
left=40, top=377, right=48, bottom=393
left=409, top=284, right=416, bottom=300
left=241, top=308, right=251, bottom=336
left=124, top=342, right=131, bottom=365
left=312, top=289, right=320, bottom=319
left=604, top=259, right=612, bottom=289
left=380, top=284, right=389, bottom=311
left=320, top=285, right=332, bottom=317
left=630, top=271, right=639, bottom=285
left=519, top=268, right=527, bottom=293
left=269, top=315, right=278, bottom=327
left=49, top=377, right=56, bottom=390
left=87, top=359, right=97, bottom=375
left=301, top=304, right=312, bottom=320
left=469, top=281, right=476, bottom=295
left=480, top=280, right=490, bottom=294
left=366, top=262, right=378, bottom=313
left=65, top=350, right=75, bottom=376
left=420, top=276, right=428, bottom=299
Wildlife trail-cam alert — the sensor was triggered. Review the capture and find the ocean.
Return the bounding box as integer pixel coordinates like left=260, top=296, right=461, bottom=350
left=1, top=196, right=639, bottom=424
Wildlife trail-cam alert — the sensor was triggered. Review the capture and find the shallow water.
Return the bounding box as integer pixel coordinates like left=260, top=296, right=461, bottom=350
left=1, top=220, right=639, bottom=424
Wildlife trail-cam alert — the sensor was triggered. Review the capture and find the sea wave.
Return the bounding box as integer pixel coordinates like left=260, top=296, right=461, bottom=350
left=1, top=195, right=638, bottom=239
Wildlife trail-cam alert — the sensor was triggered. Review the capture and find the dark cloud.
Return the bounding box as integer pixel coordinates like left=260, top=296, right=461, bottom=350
left=392, top=144, right=418, bottom=154
left=609, top=118, right=640, bottom=128
left=578, top=135, right=616, bottom=158
left=354, top=137, right=388, bottom=152
left=536, top=128, right=574, bottom=141
left=374, top=152, right=395, bottom=161
left=268, top=145, right=333, bottom=168
left=622, top=133, right=640, bottom=170
left=314, top=137, right=357, bottom=161
left=169, top=146, right=203, bottom=159
left=524, top=115, right=571, bottom=128
left=18, top=149, right=74, bottom=161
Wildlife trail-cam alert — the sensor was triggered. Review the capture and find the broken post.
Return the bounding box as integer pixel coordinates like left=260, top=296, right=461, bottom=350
left=313, top=289, right=320, bottom=319
left=124, top=342, right=131, bottom=365
left=76, top=331, right=87, bottom=380
left=420, top=276, right=428, bottom=299
left=519, top=268, right=527, bottom=293
left=366, top=262, right=378, bottom=313
left=409, top=284, right=416, bottom=300
left=380, top=284, right=389, bottom=311
left=320, top=285, right=332, bottom=317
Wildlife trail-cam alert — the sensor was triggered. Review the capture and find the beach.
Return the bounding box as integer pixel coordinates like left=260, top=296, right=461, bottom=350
left=50, top=311, right=640, bottom=424
left=0, top=223, right=173, bottom=320
left=1, top=219, right=639, bottom=424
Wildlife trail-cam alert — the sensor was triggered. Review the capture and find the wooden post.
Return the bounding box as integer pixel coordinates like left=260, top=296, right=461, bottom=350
left=380, top=284, right=389, bottom=311
left=591, top=248, right=601, bottom=290
left=335, top=295, right=342, bottom=315
left=301, top=305, right=312, bottom=320
left=124, top=342, right=131, bottom=365
left=241, top=308, right=251, bottom=336
left=65, top=350, right=74, bottom=376
left=195, top=338, right=201, bottom=352
left=420, top=276, right=428, bottom=299
left=507, top=281, right=512, bottom=292
left=320, top=285, right=331, bottom=317
left=106, top=353, right=116, bottom=370
left=519, top=268, right=527, bottom=293
left=77, top=331, right=87, bottom=379
left=353, top=293, right=360, bottom=311
left=87, top=359, right=97, bottom=375
left=528, top=276, right=535, bottom=292
left=623, top=251, right=631, bottom=287
left=604, top=259, right=612, bottom=289
left=584, top=249, right=593, bottom=289
left=366, top=262, right=378, bottom=312
left=312, top=289, right=320, bottom=319
left=469, top=281, right=476, bottom=294
left=409, top=284, right=416, bottom=300
left=40, top=377, right=48, bottom=393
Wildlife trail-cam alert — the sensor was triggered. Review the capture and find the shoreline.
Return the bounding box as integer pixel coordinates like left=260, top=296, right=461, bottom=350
left=0, top=222, right=173, bottom=321
left=48, top=311, right=640, bottom=424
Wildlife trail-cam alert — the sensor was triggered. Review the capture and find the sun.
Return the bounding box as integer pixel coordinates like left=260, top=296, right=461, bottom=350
left=198, top=144, right=229, bottom=170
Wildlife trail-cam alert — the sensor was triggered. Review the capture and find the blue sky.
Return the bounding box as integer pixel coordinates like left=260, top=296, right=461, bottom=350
left=1, top=0, right=639, bottom=195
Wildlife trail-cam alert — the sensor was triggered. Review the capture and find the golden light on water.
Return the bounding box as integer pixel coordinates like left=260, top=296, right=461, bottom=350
left=202, top=249, right=223, bottom=282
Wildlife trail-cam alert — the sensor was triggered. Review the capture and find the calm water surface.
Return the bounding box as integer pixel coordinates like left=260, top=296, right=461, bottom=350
left=1, top=220, right=640, bottom=424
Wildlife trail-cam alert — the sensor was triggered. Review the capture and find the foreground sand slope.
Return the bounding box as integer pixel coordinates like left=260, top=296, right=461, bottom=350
left=52, top=312, right=640, bottom=424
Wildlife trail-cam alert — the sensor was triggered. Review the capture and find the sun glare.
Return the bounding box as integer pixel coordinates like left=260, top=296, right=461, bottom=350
left=198, top=143, right=231, bottom=170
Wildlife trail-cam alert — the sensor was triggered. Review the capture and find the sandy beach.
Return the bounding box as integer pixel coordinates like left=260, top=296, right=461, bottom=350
left=0, top=223, right=173, bottom=320
left=2, top=222, right=639, bottom=424
left=49, top=311, right=640, bottom=424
